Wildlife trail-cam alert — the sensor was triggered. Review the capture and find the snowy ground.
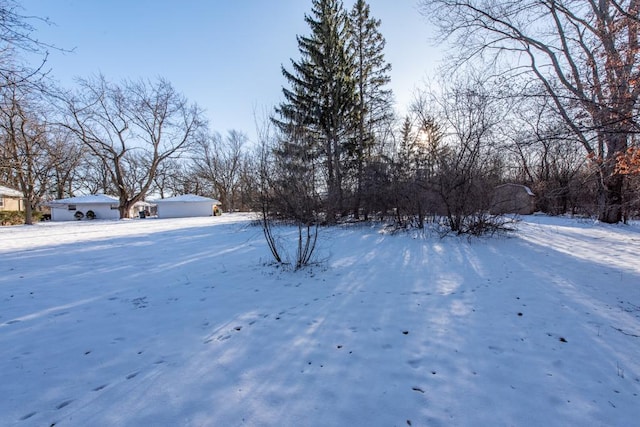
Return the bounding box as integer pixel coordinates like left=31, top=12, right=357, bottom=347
left=1, top=213, right=639, bottom=426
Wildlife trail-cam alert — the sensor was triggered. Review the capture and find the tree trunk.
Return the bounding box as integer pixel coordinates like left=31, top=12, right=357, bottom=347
left=597, top=130, right=628, bottom=223
left=598, top=172, right=624, bottom=224
left=119, top=199, right=133, bottom=219
left=119, top=205, right=128, bottom=219
left=24, top=199, right=33, bottom=225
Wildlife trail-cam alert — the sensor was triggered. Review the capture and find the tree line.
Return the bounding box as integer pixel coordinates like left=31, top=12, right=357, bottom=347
left=261, top=0, right=639, bottom=231
left=1, top=0, right=639, bottom=228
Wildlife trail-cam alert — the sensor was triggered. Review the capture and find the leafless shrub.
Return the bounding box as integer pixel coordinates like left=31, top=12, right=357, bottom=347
left=255, top=120, right=320, bottom=270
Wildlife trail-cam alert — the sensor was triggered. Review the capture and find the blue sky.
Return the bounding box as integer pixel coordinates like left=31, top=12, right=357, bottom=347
left=22, top=0, right=440, bottom=143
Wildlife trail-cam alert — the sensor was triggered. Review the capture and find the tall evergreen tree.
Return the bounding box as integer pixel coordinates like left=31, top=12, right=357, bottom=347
left=274, top=0, right=356, bottom=218
left=347, top=0, right=393, bottom=217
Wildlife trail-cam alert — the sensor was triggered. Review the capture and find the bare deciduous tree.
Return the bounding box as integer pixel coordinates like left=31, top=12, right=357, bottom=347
left=192, top=130, right=248, bottom=212
left=47, top=127, right=85, bottom=200
left=63, top=75, right=206, bottom=218
left=0, top=0, right=55, bottom=88
left=420, top=0, right=640, bottom=223
left=505, top=94, right=591, bottom=215
left=152, top=158, right=187, bottom=199
left=408, top=74, right=511, bottom=235
left=0, top=80, right=56, bottom=224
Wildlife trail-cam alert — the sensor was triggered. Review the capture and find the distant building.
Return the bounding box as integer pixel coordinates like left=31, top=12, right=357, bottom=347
left=491, top=184, right=535, bottom=215
left=153, top=194, right=221, bottom=218
left=47, top=194, right=156, bottom=221
left=0, top=185, right=24, bottom=211
left=48, top=194, right=121, bottom=221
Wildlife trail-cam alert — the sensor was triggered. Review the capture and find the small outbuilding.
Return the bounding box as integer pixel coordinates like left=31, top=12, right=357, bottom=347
left=132, top=200, right=156, bottom=218
left=491, top=184, right=536, bottom=215
left=0, top=185, right=24, bottom=211
left=153, top=194, right=221, bottom=218
left=48, top=194, right=121, bottom=221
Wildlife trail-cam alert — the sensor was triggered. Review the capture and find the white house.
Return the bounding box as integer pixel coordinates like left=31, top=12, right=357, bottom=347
left=153, top=194, right=221, bottom=218
left=48, top=195, right=157, bottom=221
left=48, top=194, right=121, bottom=221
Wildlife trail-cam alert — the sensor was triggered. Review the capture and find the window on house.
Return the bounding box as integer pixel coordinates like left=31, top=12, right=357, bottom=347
left=0, top=198, right=4, bottom=208
left=68, top=204, right=76, bottom=210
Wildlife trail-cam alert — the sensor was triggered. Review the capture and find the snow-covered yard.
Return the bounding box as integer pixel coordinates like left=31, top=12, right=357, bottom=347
left=1, top=214, right=639, bottom=426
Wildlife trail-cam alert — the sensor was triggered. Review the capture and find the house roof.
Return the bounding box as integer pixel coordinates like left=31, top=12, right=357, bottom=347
left=496, top=183, right=535, bottom=196
left=48, top=194, right=120, bottom=206
left=0, top=185, right=23, bottom=197
left=153, top=194, right=221, bottom=204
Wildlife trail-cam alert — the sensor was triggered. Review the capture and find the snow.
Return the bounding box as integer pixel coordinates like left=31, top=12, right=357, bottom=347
left=0, top=185, right=23, bottom=197
left=153, top=194, right=221, bottom=204
left=47, top=194, right=119, bottom=206
left=1, top=214, right=639, bottom=426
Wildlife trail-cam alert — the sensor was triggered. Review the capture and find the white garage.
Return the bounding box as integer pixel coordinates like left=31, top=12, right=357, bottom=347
left=153, top=194, right=221, bottom=218
left=48, top=194, right=121, bottom=221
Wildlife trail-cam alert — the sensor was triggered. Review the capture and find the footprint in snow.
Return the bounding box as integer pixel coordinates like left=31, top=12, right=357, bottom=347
left=407, top=359, right=421, bottom=369
left=19, top=412, right=37, bottom=421
left=93, top=384, right=108, bottom=392
left=131, top=297, right=148, bottom=309
left=126, top=372, right=139, bottom=380
left=56, top=400, right=73, bottom=410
